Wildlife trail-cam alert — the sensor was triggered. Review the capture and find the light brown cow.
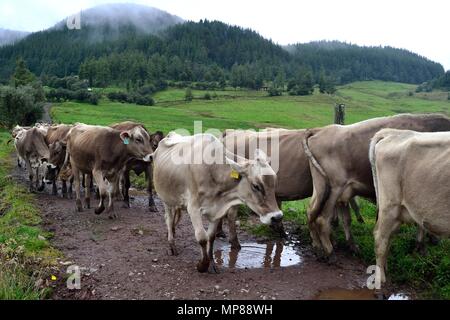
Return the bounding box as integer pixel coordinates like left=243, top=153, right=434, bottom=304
left=220, top=128, right=362, bottom=250
left=14, top=127, right=50, bottom=192
left=43, top=124, right=74, bottom=196
left=303, top=113, right=450, bottom=260
left=109, top=121, right=163, bottom=211
left=370, top=129, right=450, bottom=284
left=67, top=124, right=153, bottom=218
left=153, top=132, right=282, bottom=273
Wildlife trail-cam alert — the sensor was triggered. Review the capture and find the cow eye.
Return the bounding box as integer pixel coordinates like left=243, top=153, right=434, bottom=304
left=251, top=183, right=262, bottom=193
left=136, top=137, right=143, bottom=143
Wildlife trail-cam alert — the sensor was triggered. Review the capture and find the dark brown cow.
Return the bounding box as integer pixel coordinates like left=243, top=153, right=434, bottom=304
left=303, top=113, right=450, bottom=260
left=67, top=124, right=154, bottom=218
left=109, top=121, right=163, bottom=211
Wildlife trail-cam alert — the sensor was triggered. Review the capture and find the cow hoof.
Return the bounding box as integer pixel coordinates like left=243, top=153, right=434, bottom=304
left=168, top=245, right=178, bottom=256
left=75, top=207, right=83, bottom=213
left=326, top=252, right=338, bottom=265
left=348, top=243, right=360, bottom=255
left=94, top=206, right=105, bottom=215
left=37, top=185, right=45, bottom=192
left=196, top=260, right=210, bottom=273
left=122, top=202, right=130, bottom=209
left=216, top=230, right=227, bottom=239
left=415, top=243, right=427, bottom=256
left=208, top=263, right=220, bottom=274
left=149, top=205, right=158, bottom=213
left=108, top=213, right=118, bottom=220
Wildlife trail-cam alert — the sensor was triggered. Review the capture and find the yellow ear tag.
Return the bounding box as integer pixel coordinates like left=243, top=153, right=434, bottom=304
left=230, top=170, right=240, bottom=179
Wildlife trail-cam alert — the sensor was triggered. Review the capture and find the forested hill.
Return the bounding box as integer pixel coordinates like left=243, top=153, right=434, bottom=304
left=287, top=41, right=444, bottom=84
left=0, top=4, right=444, bottom=86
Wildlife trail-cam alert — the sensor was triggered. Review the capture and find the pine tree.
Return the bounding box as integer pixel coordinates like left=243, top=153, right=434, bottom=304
left=11, top=57, right=35, bottom=87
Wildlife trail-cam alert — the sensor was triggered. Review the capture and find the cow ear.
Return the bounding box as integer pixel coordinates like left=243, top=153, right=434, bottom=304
left=120, top=131, right=131, bottom=145
left=225, top=157, right=247, bottom=175
left=254, top=149, right=270, bottom=164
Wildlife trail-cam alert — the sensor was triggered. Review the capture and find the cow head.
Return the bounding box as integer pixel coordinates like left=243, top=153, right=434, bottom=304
left=120, top=126, right=154, bottom=162
left=150, top=131, right=164, bottom=152
left=44, top=141, right=66, bottom=183
left=226, top=149, right=282, bottom=225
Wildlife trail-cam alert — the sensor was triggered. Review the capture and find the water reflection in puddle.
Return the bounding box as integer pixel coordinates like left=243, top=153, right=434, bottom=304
left=214, top=241, right=302, bottom=269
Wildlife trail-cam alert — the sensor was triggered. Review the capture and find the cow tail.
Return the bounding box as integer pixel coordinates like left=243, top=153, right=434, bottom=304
left=302, top=129, right=330, bottom=222
left=369, top=131, right=386, bottom=222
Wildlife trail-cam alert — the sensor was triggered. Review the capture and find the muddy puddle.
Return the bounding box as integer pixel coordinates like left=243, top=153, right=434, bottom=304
left=214, top=241, right=302, bottom=269
left=314, top=288, right=410, bottom=300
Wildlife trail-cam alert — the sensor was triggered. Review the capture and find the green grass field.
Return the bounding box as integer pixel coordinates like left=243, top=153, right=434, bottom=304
left=45, top=81, right=450, bottom=298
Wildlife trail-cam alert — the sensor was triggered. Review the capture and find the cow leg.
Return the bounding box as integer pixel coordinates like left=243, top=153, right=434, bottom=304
left=374, top=205, right=401, bottom=285
left=52, top=179, right=57, bottom=196
left=61, top=179, right=67, bottom=198
left=36, top=167, right=45, bottom=191
left=215, top=218, right=226, bottom=238
left=164, top=204, right=178, bottom=256
left=206, top=220, right=220, bottom=274
left=26, top=161, right=34, bottom=192
left=227, top=206, right=241, bottom=250
left=122, top=170, right=131, bottom=208
left=187, top=205, right=210, bottom=273
left=415, top=227, right=427, bottom=255
left=68, top=176, right=74, bottom=199
left=307, top=193, right=325, bottom=251
left=106, top=177, right=117, bottom=219
left=92, top=169, right=106, bottom=215
left=85, top=174, right=91, bottom=209
left=145, top=165, right=157, bottom=212
left=314, top=189, right=342, bottom=262
left=337, top=202, right=359, bottom=254
left=72, top=166, right=83, bottom=212
left=349, top=197, right=364, bottom=224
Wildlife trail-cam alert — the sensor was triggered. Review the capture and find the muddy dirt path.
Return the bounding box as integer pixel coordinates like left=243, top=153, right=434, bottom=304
left=11, top=159, right=386, bottom=300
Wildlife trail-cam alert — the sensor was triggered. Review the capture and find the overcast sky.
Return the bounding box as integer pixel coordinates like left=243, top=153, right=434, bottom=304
left=1, top=0, right=449, bottom=70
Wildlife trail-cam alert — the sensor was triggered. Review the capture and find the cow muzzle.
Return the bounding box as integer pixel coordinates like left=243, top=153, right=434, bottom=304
left=260, top=211, right=283, bottom=225
left=142, top=153, right=153, bottom=162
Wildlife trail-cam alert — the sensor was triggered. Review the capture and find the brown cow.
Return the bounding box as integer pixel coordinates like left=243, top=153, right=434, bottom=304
left=43, top=124, right=73, bottom=196
left=220, top=129, right=362, bottom=250
left=303, top=113, right=450, bottom=260
left=370, top=129, right=450, bottom=284
left=67, top=124, right=153, bottom=218
left=109, top=121, right=163, bottom=211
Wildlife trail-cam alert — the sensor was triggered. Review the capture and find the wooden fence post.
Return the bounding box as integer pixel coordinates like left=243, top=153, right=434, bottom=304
left=334, top=103, right=345, bottom=124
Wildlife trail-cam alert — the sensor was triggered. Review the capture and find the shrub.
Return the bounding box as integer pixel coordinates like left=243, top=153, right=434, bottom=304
left=268, top=86, right=282, bottom=97
left=0, top=85, right=44, bottom=128
left=185, top=88, right=193, bottom=102
left=204, top=92, right=212, bottom=100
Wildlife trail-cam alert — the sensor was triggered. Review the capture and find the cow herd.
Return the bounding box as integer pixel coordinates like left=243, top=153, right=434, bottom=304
left=9, top=113, right=450, bottom=288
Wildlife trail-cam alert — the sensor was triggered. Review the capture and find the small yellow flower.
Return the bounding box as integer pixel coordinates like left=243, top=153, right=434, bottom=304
left=51, top=275, right=57, bottom=281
